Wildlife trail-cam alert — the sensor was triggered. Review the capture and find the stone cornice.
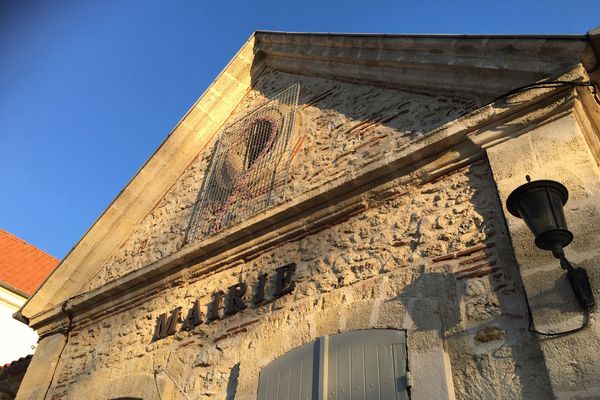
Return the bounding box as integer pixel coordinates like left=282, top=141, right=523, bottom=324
left=25, top=65, right=596, bottom=331
left=587, top=26, right=600, bottom=69
left=255, top=32, right=595, bottom=96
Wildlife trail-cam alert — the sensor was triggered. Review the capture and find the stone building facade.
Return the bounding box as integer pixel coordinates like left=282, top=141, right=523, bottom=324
left=15, top=30, right=600, bottom=399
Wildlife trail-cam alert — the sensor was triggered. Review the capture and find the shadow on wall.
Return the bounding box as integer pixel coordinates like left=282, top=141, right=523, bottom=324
left=194, top=39, right=558, bottom=399
left=397, top=267, right=553, bottom=399
left=182, top=41, right=493, bottom=245
left=464, top=161, right=553, bottom=399
left=225, top=363, right=240, bottom=400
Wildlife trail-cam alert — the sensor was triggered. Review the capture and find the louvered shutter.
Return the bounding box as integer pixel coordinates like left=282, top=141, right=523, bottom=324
left=257, top=330, right=408, bottom=400
left=257, top=339, right=319, bottom=400
left=326, top=330, right=408, bottom=400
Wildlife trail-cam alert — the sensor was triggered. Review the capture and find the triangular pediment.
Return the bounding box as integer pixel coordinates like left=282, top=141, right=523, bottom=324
left=20, top=31, right=596, bottom=326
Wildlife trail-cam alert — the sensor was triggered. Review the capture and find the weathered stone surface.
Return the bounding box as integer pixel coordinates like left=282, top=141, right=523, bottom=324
left=40, top=161, right=554, bottom=399
left=474, top=325, right=506, bottom=344
left=15, top=333, right=67, bottom=400
left=85, top=69, right=482, bottom=292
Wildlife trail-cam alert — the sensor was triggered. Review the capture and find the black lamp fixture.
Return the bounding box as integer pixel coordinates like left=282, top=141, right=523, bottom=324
left=506, top=176, right=595, bottom=310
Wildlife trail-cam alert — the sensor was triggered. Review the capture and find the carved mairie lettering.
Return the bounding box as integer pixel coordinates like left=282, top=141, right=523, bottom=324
left=152, top=263, right=296, bottom=341
left=207, top=290, right=225, bottom=322
left=252, top=273, right=268, bottom=305
left=274, top=263, right=296, bottom=298
left=181, top=299, right=202, bottom=330
left=225, top=282, right=248, bottom=316
left=153, top=306, right=182, bottom=340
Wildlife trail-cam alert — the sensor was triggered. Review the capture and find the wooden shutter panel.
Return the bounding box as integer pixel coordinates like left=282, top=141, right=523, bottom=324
left=257, top=330, right=408, bottom=400
left=257, top=339, right=318, bottom=400
left=326, top=330, right=408, bottom=400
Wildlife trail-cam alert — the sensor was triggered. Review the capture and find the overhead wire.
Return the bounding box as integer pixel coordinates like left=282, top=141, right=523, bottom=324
left=523, top=290, right=591, bottom=337
left=488, top=80, right=600, bottom=107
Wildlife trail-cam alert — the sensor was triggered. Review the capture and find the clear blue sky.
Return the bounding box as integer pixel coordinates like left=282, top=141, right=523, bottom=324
left=1, top=0, right=598, bottom=259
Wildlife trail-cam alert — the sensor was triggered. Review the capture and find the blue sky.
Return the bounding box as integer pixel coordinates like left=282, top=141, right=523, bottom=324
left=1, top=0, right=599, bottom=259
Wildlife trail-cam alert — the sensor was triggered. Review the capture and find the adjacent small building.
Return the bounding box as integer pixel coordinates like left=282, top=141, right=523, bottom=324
left=0, top=229, right=58, bottom=399
left=13, top=29, right=600, bottom=399
left=0, top=356, right=31, bottom=400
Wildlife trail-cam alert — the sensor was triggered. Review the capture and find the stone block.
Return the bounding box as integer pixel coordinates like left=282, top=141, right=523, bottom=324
left=16, top=333, right=67, bottom=400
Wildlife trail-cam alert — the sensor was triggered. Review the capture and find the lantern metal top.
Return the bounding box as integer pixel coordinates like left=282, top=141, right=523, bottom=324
left=506, top=177, right=573, bottom=251
left=506, top=179, right=569, bottom=218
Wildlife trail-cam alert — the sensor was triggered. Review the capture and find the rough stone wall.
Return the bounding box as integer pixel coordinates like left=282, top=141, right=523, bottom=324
left=49, top=161, right=552, bottom=400
left=85, top=69, right=483, bottom=291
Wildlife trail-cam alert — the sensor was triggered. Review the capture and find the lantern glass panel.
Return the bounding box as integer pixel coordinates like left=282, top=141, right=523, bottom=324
left=507, top=180, right=572, bottom=250
left=518, top=188, right=564, bottom=234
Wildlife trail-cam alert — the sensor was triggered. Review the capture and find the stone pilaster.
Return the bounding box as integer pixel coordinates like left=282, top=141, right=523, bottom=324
left=487, top=113, right=600, bottom=398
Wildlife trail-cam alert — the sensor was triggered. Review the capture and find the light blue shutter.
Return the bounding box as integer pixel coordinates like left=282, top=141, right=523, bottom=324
left=326, top=330, right=408, bottom=400
left=257, top=330, right=408, bottom=400
left=257, top=339, right=318, bottom=400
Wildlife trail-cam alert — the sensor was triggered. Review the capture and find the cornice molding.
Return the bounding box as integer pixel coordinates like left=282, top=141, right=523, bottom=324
left=255, top=32, right=595, bottom=96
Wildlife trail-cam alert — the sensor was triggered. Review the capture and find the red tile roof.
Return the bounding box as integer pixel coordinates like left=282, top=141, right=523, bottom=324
left=0, top=354, right=32, bottom=371
left=0, top=229, right=59, bottom=297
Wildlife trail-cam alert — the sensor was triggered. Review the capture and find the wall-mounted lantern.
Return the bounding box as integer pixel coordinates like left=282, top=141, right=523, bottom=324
left=506, top=176, right=595, bottom=310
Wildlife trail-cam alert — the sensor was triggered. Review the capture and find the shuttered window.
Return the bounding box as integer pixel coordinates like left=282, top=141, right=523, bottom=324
left=258, top=329, right=408, bottom=400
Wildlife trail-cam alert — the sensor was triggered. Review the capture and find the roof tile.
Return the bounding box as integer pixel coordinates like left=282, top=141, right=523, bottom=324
left=0, top=229, right=58, bottom=296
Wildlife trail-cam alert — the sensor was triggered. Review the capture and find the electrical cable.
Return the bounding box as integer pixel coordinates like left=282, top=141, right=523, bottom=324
left=522, top=286, right=591, bottom=337
left=154, top=370, right=163, bottom=400
left=488, top=80, right=600, bottom=107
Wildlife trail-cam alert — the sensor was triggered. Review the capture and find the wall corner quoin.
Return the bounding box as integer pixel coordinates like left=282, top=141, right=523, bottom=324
left=485, top=112, right=600, bottom=397
left=15, top=332, right=67, bottom=400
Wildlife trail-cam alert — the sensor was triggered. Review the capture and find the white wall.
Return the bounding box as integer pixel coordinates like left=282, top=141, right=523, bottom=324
left=0, top=287, right=38, bottom=365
